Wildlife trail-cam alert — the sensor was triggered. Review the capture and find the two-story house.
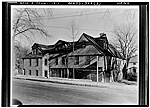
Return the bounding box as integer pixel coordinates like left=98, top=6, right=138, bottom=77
left=22, top=33, right=125, bottom=82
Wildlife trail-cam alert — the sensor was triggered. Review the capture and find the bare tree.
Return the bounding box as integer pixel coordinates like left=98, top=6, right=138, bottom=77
left=12, top=8, right=52, bottom=74
left=66, top=18, right=80, bottom=79
left=112, top=23, right=138, bottom=79
left=13, top=42, right=30, bottom=75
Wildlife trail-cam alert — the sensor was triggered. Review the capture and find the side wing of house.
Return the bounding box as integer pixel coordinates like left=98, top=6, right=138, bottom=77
left=22, top=55, right=43, bottom=76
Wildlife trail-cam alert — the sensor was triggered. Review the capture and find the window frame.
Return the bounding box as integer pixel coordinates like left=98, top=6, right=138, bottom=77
left=36, top=70, right=38, bottom=76
left=85, top=56, right=90, bottom=65
left=29, top=59, right=31, bottom=66
left=29, top=70, right=31, bottom=75
left=55, top=57, right=58, bottom=65
left=62, top=57, right=66, bottom=65
left=74, top=56, right=79, bottom=65
left=45, top=59, right=48, bottom=66
left=36, top=58, right=38, bottom=66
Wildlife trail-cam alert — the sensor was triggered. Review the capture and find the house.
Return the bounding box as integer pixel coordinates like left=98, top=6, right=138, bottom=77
left=22, top=33, right=125, bottom=82
left=127, top=55, right=138, bottom=81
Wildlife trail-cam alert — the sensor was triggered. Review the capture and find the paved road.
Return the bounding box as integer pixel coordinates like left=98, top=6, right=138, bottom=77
left=12, top=79, right=138, bottom=105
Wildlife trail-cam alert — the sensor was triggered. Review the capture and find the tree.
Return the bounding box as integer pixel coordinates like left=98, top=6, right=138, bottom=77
left=66, top=18, right=80, bottom=79
left=112, top=23, right=138, bottom=79
left=13, top=42, right=30, bottom=75
left=12, top=8, right=52, bottom=74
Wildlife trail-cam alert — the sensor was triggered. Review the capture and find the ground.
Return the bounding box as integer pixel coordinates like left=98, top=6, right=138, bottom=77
left=12, top=79, right=138, bottom=105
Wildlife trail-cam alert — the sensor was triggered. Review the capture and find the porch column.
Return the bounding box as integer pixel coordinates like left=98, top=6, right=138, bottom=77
left=101, top=72, right=104, bottom=82
left=103, top=56, right=106, bottom=82
left=49, top=69, right=51, bottom=77
left=97, top=56, right=99, bottom=82
left=61, top=69, right=62, bottom=78
left=110, top=71, right=114, bottom=82
left=47, top=70, right=49, bottom=78
left=90, top=73, right=91, bottom=80
left=67, top=69, right=69, bottom=78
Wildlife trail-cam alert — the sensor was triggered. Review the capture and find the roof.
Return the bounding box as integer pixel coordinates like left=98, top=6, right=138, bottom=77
left=29, top=33, right=124, bottom=60
left=32, top=43, right=55, bottom=51
left=129, top=55, right=138, bottom=63
left=74, top=33, right=124, bottom=59
left=108, top=44, right=125, bottom=59
left=22, top=54, right=43, bottom=59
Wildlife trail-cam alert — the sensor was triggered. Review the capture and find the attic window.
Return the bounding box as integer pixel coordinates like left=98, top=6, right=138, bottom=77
left=81, top=41, right=86, bottom=48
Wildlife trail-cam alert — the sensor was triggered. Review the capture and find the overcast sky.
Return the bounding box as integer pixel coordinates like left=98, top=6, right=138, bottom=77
left=12, top=5, right=139, bottom=48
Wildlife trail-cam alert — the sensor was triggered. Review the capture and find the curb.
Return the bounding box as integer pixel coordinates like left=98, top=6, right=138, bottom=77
left=13, top=77, right=109, bottom=88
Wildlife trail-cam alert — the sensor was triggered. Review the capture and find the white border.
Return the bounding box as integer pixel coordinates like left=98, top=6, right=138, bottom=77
left=10, top=4, right=139, bottom=106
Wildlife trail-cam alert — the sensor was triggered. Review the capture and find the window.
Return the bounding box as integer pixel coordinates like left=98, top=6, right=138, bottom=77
left=99, top=67, right=103, bottom=71
left=29, top=59, right=31, bottom=66
left=133, top=63, right=136, bottom=65
left=74, top=56, right=79, bottom=65
left=56, top=57, right=58, bottom=65
left=66, top=57, right=68, bottom=65
left=45, top=70, right=48, bottom=77
left=62, top=57, right=65, bottom=65
left=45, top=59, right=47, bottom=66
left=81, top=41, right=86, bottom=48
left=36, top=70, right=38, bottom=76
left=29, top=70, right=31, bottom=75
left=85, top=56, right=90, bottom=65
left=36, top=59, right=38, bottom=66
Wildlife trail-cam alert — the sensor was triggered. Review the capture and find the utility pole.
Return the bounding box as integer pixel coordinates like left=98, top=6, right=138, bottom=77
left=72, top=25, right=75, bottom=79
left=67, top=19, right=79, bottom=79
left=97, top=56, right=99, bottom=82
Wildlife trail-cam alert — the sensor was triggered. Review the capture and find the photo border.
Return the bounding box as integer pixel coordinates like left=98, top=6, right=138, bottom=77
left=2, top=2, right=149, bottom=107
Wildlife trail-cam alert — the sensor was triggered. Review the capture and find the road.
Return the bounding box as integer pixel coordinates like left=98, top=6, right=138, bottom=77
left=12, top=79, right=138, bottom=105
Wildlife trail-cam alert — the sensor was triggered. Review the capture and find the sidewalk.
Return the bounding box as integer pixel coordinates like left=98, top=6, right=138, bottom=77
left=12, top=75, right=137, bottom=91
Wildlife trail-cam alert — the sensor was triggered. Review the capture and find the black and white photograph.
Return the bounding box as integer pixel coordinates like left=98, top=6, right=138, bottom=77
left=2, top=2, right=147, bottom=106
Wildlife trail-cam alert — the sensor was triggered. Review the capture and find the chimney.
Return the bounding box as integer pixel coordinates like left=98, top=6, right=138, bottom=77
left=100, top=33, right=106, bottom=37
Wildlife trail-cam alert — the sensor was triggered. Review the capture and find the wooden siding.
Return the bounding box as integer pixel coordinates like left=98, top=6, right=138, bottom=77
left=23, top=58, right=42, bottom=76
left=49, top=45, right=104, bottom=69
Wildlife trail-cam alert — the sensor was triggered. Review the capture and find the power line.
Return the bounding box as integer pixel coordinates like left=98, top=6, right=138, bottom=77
left=40, top=10, right=119, bottom=20
left=13, top=9, right=121, bottom=20
left=41, top=25, right=113, bottom=32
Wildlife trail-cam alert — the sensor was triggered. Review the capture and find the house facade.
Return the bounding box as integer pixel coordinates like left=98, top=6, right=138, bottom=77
left=22, top=33, right=125, bottom=82
left=22, top=55, right=43, bottom=76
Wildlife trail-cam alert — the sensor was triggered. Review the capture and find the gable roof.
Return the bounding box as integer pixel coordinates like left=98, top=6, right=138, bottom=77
left=32, top=43, right=55, bottom=50
left=74, top=33, right=124, bottom=59
left=28, top=33, right=124, bottom=60
left=22, top=54, right=43, bottom=59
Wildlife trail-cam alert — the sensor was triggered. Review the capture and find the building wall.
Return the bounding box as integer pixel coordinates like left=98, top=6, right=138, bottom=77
left=42, top=54, right=50, bottom=77
left=48, top=48, right=105, bottom=81
left=23, top=58, right=42, bottom=76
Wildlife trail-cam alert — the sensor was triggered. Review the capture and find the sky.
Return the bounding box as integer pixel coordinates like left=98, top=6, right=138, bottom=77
left=12, top=5, right=139, bottom=48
